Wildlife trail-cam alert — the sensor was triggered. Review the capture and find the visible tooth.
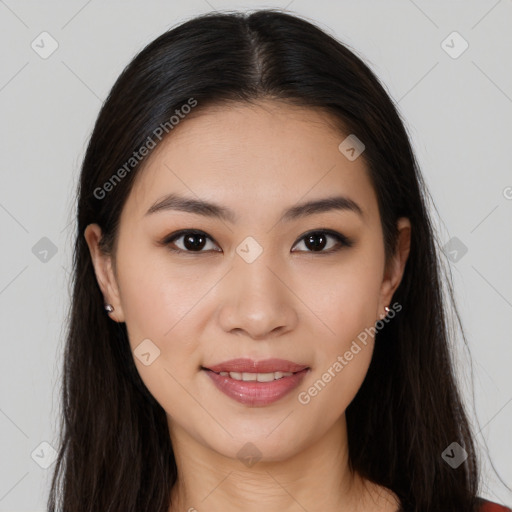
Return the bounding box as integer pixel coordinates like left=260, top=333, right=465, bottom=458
left=225, top=371, right=296, bottom=381
left=257, top=372, right=276, bottom=382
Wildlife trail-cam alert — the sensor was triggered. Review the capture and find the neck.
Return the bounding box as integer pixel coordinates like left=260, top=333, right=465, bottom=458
left=167, top=414, right=394, bottom=512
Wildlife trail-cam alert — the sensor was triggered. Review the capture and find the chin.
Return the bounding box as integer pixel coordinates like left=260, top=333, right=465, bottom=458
left=207, top=424, right=310, bottom=464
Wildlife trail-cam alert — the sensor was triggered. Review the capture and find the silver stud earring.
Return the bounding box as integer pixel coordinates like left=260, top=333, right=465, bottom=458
left=384, top=306, right=390, bottom=314
left=104, top=303, right=115, bottom=313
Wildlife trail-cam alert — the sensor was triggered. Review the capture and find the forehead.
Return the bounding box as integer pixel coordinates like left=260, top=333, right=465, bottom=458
left=122, top=99, right=378, bottom=224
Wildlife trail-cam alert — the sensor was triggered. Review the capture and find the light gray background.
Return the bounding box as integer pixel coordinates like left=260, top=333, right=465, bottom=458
left=1, top=1, right=511, bottom=510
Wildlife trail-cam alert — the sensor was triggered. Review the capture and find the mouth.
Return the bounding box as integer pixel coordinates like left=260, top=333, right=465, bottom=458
left=203, top=357, right=309, bottom=374
left=201, top=358, right=310, bottom=406
left=204, top=369, right=299, bottom=382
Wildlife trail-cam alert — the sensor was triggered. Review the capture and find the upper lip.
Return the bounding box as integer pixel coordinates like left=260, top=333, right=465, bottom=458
left=204, top=358, right=309, bottom=374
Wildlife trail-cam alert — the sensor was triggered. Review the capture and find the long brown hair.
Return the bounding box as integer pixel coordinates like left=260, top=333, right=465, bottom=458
left=48, top=9, right=487, bottom=511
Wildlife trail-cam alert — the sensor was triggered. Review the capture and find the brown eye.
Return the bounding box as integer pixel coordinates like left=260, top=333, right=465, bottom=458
left=161, top=229, right=352, bottom=255
left=163, top=230, right=220, bottom=253
left=291, top=230, right=353, bottom=253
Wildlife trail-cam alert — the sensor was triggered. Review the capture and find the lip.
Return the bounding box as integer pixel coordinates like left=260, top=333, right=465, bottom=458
left=202, top=358, right=310, bottom=407
left=204, top=358, right=309, bottom=373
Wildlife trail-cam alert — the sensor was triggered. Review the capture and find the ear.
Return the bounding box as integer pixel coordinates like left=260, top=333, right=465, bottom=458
left=378, top=217, right=411, bottom=319
left=83, top=223, right=125, bottom=322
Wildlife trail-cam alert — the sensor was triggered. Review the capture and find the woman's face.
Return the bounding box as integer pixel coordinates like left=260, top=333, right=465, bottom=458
left=86, top=99, right=410, bottom=462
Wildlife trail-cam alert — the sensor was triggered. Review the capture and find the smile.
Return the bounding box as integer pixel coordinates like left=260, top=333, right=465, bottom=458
left=202, top=364, right=310, bottom=407
left=216, top=371, right=294, bottom=381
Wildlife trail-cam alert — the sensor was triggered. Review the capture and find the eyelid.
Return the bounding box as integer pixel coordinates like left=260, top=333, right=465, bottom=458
left=161, top=228, right=353, bottom=254
left=291, top=229, right=353, bottom=253
left=160, top=229, right=221, bottom=253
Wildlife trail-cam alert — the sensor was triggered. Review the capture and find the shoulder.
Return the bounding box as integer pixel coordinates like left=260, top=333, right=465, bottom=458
left=478, top=497, right=512, bottom=512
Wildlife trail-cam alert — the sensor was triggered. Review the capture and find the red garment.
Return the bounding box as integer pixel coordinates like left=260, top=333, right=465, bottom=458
left=480, top=498, right=512, bottom=511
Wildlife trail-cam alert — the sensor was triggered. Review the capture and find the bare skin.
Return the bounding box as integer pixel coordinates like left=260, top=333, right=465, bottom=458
left=85, top=99, right=410, bottom=512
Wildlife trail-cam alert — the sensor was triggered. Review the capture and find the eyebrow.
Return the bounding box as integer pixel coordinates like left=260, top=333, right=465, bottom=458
left=145, top=193, right=364, bottom=223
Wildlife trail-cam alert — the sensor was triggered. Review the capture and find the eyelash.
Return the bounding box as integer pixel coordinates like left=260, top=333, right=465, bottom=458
left=160, top=229, right=353, bottom=255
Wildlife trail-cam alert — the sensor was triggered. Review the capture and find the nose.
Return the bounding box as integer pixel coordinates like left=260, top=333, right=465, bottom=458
left=217, top=251, right=299, bottom=340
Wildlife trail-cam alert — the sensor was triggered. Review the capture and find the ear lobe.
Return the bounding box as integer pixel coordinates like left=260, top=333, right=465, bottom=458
left=379, top=217, right=411, bottom=315
left=83, top=223, right=125, bottom=322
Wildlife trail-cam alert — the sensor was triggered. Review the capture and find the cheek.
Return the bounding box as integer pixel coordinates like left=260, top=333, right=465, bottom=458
left=292, top=253, right=382, bottom=416
left=299, top=252, right=383, bottom=346
left=116, top=240, right=210, bottom=342
left=115, top=241, right=213, bottom=397
left=115, top=244, right=210, bottom=424
left=294, top=285, right=378, bottom=433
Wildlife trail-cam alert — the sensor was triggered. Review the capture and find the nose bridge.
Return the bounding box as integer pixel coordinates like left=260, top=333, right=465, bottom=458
left=217, top=237, right=297, bottom=338
left=232, top=237, right=282, bottom=301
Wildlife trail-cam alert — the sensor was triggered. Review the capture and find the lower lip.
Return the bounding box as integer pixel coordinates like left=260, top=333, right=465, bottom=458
left=204, top=368, right=309, bottom=406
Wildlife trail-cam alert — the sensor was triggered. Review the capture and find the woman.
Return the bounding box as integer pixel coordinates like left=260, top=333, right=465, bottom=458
left=47, top=9, right=511, bottom=512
